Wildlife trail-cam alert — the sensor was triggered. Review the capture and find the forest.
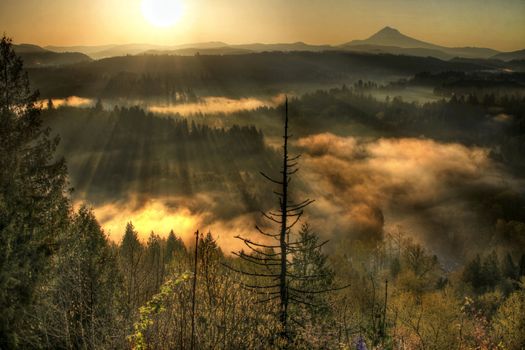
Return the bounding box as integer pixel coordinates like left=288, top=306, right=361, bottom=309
left=1, top=28, right=525, bottom=350
left=25, top=51, right=525, bottom=99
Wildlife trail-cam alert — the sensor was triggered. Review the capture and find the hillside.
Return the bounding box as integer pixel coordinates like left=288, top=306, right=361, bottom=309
left=42, top=27, right=522, bottom=62
left=27, top=51, right=511, bottom=98
left=492, top=49, right=525, bottom=62
left=14, top=44, right=91, bottom=67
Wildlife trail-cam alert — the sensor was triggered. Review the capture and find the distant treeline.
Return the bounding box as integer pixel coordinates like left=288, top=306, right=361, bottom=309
left=27, top=51, right=525, bottom=98
left=282, top=85, right=525, bottom=171
left=391, top=71, right=525, bottom=96
left=44, top=105, right=277, bottom=206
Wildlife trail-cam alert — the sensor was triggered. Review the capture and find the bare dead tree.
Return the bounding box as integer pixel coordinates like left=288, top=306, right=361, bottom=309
left=226, top=97, right=346, bottom=346
left=190, top=230, right=199, bottom=350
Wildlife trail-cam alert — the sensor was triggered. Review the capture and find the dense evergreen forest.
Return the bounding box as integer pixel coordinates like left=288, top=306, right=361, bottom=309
left=44, top=105, right=275, bottom=205
left=2, top=33, right=525, bottom=350
left=26, top=51, right=525, bottom=99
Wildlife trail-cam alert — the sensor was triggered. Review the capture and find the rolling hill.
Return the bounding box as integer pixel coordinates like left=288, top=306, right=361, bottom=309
left=26, top=50, right=515, bottom=99
left=40, top=27, right=524, bottom=62
left=492, top=49, right=525, bottom=62
left=14, top=44, right=91, bottom=67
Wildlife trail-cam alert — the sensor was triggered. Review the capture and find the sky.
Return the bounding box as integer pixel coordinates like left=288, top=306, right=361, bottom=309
left=1, top=0, right=524, bottom=51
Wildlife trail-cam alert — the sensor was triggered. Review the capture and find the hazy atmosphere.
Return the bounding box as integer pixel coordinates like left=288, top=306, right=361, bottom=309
left=2, top=0, right=525, bottom=50
left=1, top=0, right=524, bottom=349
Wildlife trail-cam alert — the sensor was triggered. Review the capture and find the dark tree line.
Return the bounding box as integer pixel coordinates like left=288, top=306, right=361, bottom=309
left=0, top=35, right=70, bottom=347
left=2, top=34, right=525, bottom=349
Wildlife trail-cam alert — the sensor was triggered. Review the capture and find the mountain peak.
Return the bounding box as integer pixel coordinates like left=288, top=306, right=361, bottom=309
left=369, top=26, right=406, bottom=40
left=377, top=26, right=401, bottom=35
left=346, top=26, right=439, bottom=50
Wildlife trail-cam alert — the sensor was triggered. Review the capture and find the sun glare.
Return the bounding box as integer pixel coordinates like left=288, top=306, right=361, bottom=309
left=141, top=0, right=183, bottom=28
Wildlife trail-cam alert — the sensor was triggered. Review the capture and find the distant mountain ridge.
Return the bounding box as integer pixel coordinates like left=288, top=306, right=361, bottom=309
left=346, top=26, right=437, bottom=49
left=13, top=44, right=91, bottom=67
left=492, top=49, right=525, bottom=62
left=40, top=27, right=523, bottom=62
left=341, top=26, right=500, bottom=59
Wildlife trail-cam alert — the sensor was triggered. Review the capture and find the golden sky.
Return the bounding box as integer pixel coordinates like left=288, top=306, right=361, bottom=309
left=1, top=0, right=524, bottom=51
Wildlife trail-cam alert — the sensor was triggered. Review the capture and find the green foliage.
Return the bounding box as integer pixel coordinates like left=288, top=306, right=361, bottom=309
left=463, top=254, right=484, bottom=290
left=292, top=223, right=334, bottom=315
left=120, top=222, right=145, bottom=315
left=165, top=229, right=185, bottom=264
left=1, top=33, right=525, bottom=349
left=128, top=272, right=191, bottom=350
left=0, top=35, right=69, bottom=347
left=48, top=206, right=123, bottom=348
left=491, top=284, right=525, bottom=349
left=290, top=223, right=338, bottom=347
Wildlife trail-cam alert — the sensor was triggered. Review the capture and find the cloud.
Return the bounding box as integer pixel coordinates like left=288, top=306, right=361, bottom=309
left=85, top=132, right=518, bottom=261
left=85, top=193, right=268, bottom=253
left=294, top=133, right=517, bottom=259
left=147, top=95, right=285, bottom=116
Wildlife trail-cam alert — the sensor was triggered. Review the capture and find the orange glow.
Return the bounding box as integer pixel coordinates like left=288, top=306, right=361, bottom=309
left=141, top=0, right=184, bottom=28
left=149, top=95, right=285, bottom=116
left=92, top=199, right=207, bottom=243
left=2, top=0, right=524, bottom=51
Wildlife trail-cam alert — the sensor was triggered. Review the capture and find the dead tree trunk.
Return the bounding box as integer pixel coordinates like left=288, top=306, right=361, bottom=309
left=225, top=97, right=346, bottom=346
left=279, top=98, right=290, bottom=338
left=190, top=230, right=199, bottom=350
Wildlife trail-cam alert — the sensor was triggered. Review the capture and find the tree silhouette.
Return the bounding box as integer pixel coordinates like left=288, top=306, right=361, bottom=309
left=226, top=97, right=344, bottom=345
left=0, top=35, right=69, bottom=347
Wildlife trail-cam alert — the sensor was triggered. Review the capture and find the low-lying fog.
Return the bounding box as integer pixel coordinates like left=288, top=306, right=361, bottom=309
left=39, top=85, right=438, bottom=116
left=86, top=134, right=518, bottom=263
left=43, top=87, right=523, bottom=264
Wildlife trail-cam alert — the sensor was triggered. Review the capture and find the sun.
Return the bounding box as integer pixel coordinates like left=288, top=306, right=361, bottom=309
left=141, top=0, right=183, bottom=28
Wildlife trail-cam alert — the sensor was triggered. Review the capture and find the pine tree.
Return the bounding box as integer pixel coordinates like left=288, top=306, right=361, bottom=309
left=119, top=222, right=144, bottom=316
left=0, top=35, right=69, bottom=347
left=502, top=253, right=518, bottom=281
left=519, top=254, right=525, bottom=277
left=482, top=251, right=501, bottom=290
left=51, top=206, right=121, bottom=348
left=463, top=254, right=483, bottom=291
left=291, top=223, right=334, bottom=317
left=289, top=223, right=341, bottom=347
left=145, top=231, right=164, bottom=297
left=164, top=230, right=186, bottom=272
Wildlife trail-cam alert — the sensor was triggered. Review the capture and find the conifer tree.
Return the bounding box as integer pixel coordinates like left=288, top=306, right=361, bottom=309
left=52, top=206, right=121, bottom=348
left=119, top=222, right=144, bottom=315
left=0, top=35, right=69, bottom=347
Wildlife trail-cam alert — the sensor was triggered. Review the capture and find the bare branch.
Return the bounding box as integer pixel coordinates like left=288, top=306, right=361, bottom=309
left=287, top=199, right=315, bottom=209
left=222, top=263, right=280, bottom=278
left=235, top=235, right=280, bottom=249
left=286, top=210, right=304, bottom=218
left=239, top=241, right=281, bottom=257
left=234, top=250, right=280, bottom=262
left=256, top=295, right=280, bottom=304
left=288, top=284, right=351, bottom=294
left=255, top=225, right=280, bottom=238
left=242, top=288, right=281, bottom=295
left=261, top=211, right=282, bottom=224
left=232, top=252, right=282, bottom=266
left=240, top=283, right=281, bottom=289
left=285, top=214, right=302, bottom=230
left=287, top=273, right=329, bottom=280
left=289, top=296, right=318, bottom=307
left=260, top=171, right=283, bottom=185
